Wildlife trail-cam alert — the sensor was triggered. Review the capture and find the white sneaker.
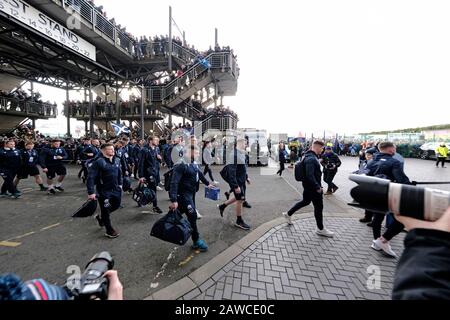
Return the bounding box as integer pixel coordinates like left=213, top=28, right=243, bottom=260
left=373, top=238, right=397, bottom=258
left=282, top=212, right=293, bottom=225
left=196, top=210, right=203, bottom=220
left=316, top=228, right=334, bottom=238
left=213, top=181, right=220, bottom=185
left=371, top=240, right=382, bottom=251
left=156, top=186, right=163, bottom=191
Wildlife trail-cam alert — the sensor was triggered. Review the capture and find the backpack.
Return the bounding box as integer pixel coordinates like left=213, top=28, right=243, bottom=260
left=220, top=165, right=231, bottom=184
left=294, top=156, right=306, bottom=182
left=163, top=169, right=174, bottom=192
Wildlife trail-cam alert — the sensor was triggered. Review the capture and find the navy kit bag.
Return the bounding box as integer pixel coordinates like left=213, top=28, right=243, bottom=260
left=72, top=199, right=98, bottom=218
left=132, top=183, right=156, bottom=207
left=150, top=209, right=192, bottom=245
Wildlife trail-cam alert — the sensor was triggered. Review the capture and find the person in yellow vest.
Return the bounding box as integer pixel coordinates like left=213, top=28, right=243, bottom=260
left=436, top=143, right=449, bottom=168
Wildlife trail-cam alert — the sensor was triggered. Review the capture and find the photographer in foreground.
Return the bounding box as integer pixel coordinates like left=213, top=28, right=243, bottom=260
left=392, top=206, right=450, bottom=300
left=0, top=270, right=123, bottom=300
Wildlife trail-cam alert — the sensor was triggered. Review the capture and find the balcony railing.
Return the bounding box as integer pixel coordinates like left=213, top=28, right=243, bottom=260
left=62, top=0, right=134, bottom=53
left=0, top=97, right=58, bottom=117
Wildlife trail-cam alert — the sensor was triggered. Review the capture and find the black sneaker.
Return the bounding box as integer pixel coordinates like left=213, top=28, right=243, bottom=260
left=105, top=229, right=120, bottom=239
left=153, top=207, right=163, bottom=214
left=11, top=192, right=22, bottom=199
left=48, top=188, right=56, bottom=195
left=243, top=201, right=252, bottom=209
left=217, top=204, right=226, bottom=217
left=235, top=220, right=251, bottom=231
left=359, top=217, right=372, bottom=223
left=95, top=215, right=104, bottom=227
left=55, top=186, right=64, bottom=192
left=224, top=192, right=230, bottom=200
left=39, top=186, right=47, bottom=191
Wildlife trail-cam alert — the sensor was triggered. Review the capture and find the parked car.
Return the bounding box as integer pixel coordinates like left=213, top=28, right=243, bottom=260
left=419, top=142, right=450, bottom=160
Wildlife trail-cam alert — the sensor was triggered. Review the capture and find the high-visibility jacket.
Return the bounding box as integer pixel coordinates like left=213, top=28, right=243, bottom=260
left=436, top=145, right=449, bottom=157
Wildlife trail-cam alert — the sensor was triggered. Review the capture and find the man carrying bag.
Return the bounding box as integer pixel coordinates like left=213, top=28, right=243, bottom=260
left=155, top=144, right=214, bottom=251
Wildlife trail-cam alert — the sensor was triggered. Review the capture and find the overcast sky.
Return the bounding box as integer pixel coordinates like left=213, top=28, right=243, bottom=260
left=37, top=0, right=450, bottom=136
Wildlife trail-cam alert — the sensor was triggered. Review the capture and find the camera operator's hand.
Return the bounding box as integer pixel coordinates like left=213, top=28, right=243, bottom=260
left=170, top=202, right=178, bottom=210
left=104, top=270, right=123, bottom=300
left=395, top=206, right=450, bottom=233
left=88, top=194, right=97, bottom=201
left=139, top=178, right=146, bottom=184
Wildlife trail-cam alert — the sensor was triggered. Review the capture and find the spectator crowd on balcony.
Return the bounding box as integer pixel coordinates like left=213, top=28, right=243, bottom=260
left=63, top=96, right=162, bottom=119
left=198, top=105, right=238, bottom=121
left=0, top=89, right=57, bottom=116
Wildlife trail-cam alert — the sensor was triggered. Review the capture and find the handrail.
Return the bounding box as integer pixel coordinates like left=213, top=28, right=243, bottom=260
left=0, top=97, right=57, bottom=117
left=148, top=51, right=238, bottom=103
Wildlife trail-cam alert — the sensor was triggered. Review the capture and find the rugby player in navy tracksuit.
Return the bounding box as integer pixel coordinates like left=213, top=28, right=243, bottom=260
left=169, top=144, right=213, bottom=252
left=0, top=139, right=22, bottom=198
left=217, top=137, right=251, bottom=230
left=139, top=136, right=163, bottom=214
left=87, top=143, right=122, bottom=239
left=80, top=139, right=101, bottom=183
left=14, top=141, right=47, bottom=192
left=39, top=140, right=68, bottom=194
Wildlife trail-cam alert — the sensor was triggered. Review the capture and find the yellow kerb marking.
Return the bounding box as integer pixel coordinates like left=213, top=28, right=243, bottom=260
left=0, top=241, right=22, bottom=247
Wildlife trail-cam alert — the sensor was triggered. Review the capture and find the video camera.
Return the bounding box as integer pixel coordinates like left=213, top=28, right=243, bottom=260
left=348, top=174, right=450, bottom=221
left=69, top=251, right=114, bottom=300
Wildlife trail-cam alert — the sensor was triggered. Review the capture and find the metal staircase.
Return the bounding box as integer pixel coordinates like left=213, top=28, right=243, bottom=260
left=146, top=51, right=238, bottom=117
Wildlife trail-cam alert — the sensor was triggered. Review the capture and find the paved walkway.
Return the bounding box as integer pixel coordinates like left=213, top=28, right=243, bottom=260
left=176, top=214, right=405, bottom=300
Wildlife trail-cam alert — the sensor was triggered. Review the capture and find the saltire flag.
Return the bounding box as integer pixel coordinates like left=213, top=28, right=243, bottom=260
left=111, top=122, right=130, bottom=136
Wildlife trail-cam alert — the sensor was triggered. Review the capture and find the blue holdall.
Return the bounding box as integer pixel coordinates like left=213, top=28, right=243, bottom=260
left=150, top=209, right=192, bottom=246
left=205, top=187, right=220, bottom=201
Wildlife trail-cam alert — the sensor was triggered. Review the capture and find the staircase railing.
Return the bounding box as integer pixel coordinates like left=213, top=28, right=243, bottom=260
left=147, top=51, right=237, bottom=104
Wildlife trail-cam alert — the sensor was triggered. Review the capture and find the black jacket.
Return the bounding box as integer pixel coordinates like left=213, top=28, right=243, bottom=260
left=86, top=155, right=123, bottom=197
left=39, top=147, right=68, bottom=169
left=169, top=162, right=209, bottom=203
left=82, top=145, right=100, bottom=161
left=0, top=148, right=22, bottom=171
left=139, top=146, right=158, bottom=179
left=321, top=152, right=341, bottom=172
left=21, top=149, right=40, bottom=167
left=302, top=150, right=322, bottom=190
left=393, top=228, right=450, bottom=300
left=367, top=153, right=410, bottom=184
